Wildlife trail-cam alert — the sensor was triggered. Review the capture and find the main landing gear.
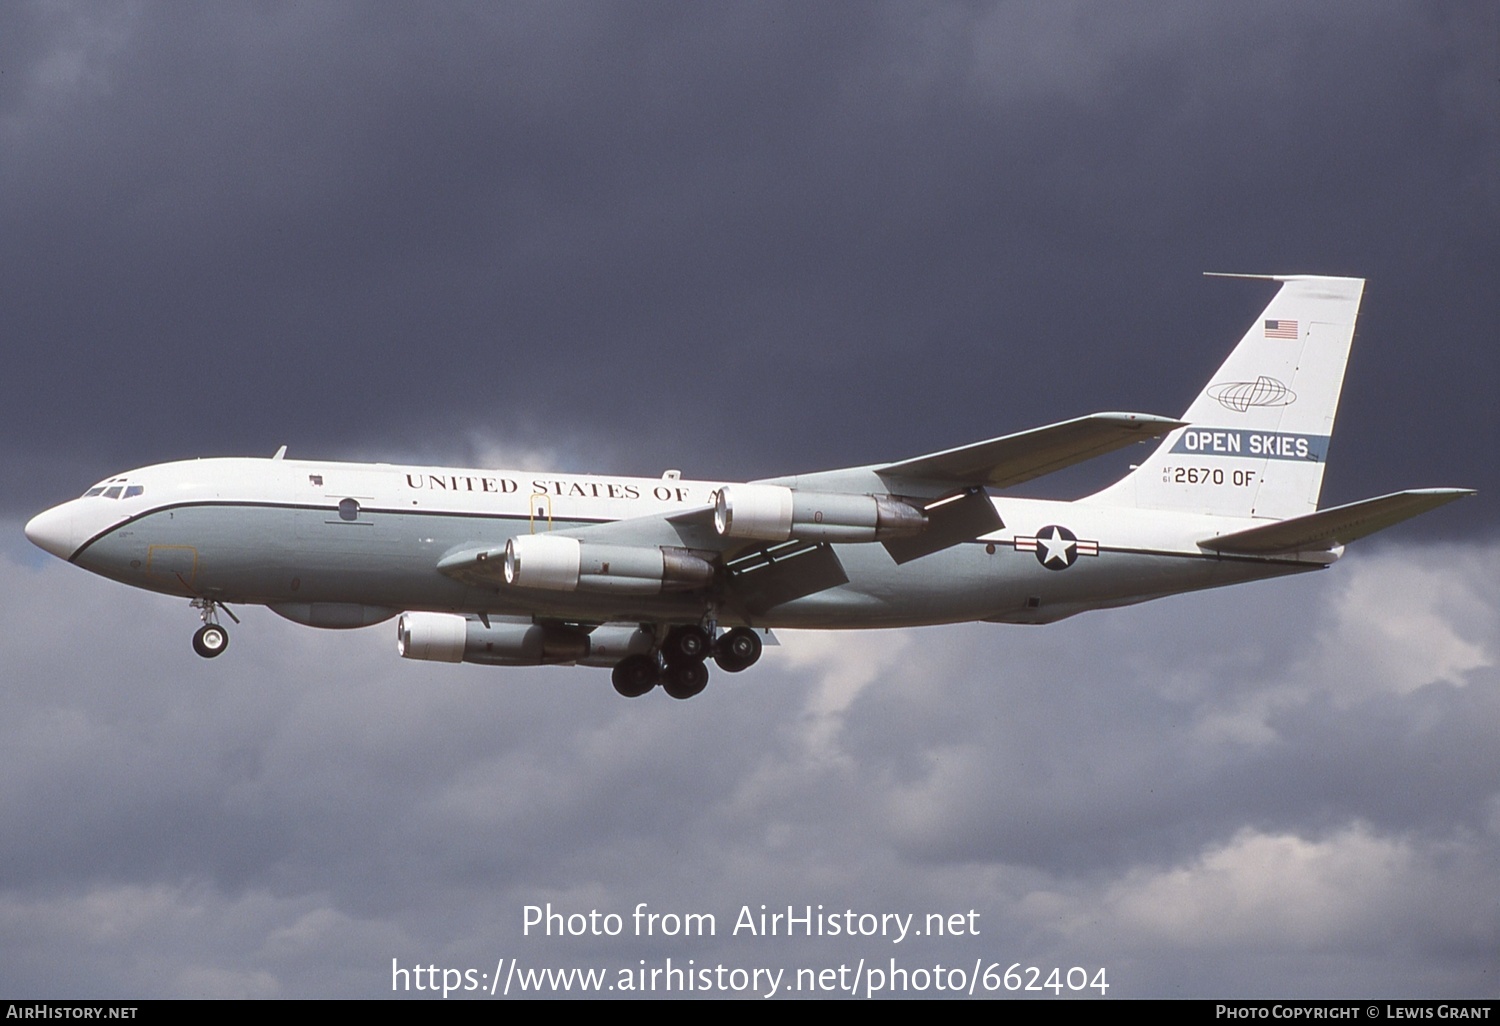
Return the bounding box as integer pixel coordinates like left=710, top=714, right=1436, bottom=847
left=609, top=625, right=765, bottom=700
left=712, top=625, right=763, bottom=674
left=189, top=597, right=239, bottom=659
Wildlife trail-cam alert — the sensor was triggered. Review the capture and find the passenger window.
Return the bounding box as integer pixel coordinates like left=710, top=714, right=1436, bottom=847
left=338, top=498, right=360, bottom=521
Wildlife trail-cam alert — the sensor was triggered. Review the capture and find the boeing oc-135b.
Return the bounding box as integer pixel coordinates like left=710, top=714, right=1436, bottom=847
left=25, top=275, right=1472, bottom=699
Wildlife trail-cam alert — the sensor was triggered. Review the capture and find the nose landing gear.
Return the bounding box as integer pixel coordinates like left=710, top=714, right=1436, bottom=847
left=189, top=597, right=239, bottom=659
left=192, top=623, right=229, bottom=658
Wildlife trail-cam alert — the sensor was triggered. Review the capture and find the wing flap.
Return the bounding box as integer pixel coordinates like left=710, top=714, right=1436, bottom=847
left=876, top=412, right=1185, bottom=489
left=724, top=540, right=850, bottom=615
left=881, top=487, right=1004, bottom=564
left=1200, top=489, right=1474, bottom=555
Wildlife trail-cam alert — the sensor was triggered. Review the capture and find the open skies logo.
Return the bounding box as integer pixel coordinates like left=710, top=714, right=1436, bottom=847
left=1208, top=376, right=1298, bottom=413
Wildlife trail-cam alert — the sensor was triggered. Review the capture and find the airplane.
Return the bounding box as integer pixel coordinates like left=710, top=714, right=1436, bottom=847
left=24, top=274, right=1473, bottom=699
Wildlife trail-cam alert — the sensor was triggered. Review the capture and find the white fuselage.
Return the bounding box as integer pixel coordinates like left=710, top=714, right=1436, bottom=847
left=26, top=456, right=1327, bottom=631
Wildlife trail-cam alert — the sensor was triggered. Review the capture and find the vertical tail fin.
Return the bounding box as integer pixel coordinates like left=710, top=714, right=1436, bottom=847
left=1085, top=274, right=1366, bottom=520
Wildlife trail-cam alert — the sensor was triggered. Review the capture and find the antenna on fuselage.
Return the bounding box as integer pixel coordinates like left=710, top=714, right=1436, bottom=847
left=272, top=445, right=288, bottom=460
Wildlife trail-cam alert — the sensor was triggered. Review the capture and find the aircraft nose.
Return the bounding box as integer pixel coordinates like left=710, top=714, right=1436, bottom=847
left=25, top=503, right=81, bottom=561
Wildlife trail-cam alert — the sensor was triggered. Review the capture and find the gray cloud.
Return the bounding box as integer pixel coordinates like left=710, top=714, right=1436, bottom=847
left=2, top=532, right=1495, bottom=997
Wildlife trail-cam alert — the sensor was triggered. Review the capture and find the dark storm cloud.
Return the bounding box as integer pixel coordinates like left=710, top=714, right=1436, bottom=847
left=3, top=1, right=1494, bottom=523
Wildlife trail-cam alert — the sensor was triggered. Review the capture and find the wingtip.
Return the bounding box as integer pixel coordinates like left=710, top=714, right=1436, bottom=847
left=1092, top=412, right=1189, bottom=433
left=1203, top=271, right=1365, bottom=285
left=1401, top=487, right=1478, bottom=499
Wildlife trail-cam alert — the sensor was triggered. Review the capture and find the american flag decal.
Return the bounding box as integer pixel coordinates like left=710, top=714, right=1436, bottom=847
left=1264, top=319, right=1298, bottom=339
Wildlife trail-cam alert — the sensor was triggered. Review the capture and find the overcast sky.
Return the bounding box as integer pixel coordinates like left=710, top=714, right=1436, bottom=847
left=2, top=0, right=1496, bottom=999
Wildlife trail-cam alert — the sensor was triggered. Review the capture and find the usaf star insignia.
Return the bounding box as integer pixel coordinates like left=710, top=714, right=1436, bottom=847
left=1013, top=525, right=1099, bottom=570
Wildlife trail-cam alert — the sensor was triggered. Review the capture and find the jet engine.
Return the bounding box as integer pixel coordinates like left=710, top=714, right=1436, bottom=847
left=396, top=612, right=652, bottom=667
left=502, top=535, right=715, bottom=595
left=713, top=484, right=927, bottom=543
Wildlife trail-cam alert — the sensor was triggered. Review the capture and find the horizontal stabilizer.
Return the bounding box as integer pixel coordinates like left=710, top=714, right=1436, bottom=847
left=1200, top=489, right=1474, bottom=555
left=877, top=412, right=1185, bottom=489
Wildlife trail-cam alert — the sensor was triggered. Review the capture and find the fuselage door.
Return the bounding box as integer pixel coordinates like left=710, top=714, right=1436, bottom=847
left=529, top=492, right=553, bottom=533
left=144, top=544, right=198, bottom=593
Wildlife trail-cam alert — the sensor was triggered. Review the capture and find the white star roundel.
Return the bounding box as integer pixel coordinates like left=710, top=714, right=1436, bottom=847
left=1013, top=525, right=1100, bottom=570
left=1035, top=525, right=1078, bottom=568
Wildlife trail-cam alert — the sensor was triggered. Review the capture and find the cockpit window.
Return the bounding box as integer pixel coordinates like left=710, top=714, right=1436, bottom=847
left=84, top=481, right=145, bottom=499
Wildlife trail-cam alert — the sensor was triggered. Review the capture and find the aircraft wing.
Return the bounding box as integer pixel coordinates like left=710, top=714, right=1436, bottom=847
left=873, top=412, right=1185, bottom=490
left=437, top=412, right=1189, bottom=600
left=1200, top=488, right=1475, bottom=555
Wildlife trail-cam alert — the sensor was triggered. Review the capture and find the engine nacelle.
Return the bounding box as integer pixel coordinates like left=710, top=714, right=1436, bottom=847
left=397, top=610, right=468, bottom=661
left=503, top=535, right=714, bottom=595
left=714, top=484, right=927, bottom=543
left=396, top=612, right=651, bottom=667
